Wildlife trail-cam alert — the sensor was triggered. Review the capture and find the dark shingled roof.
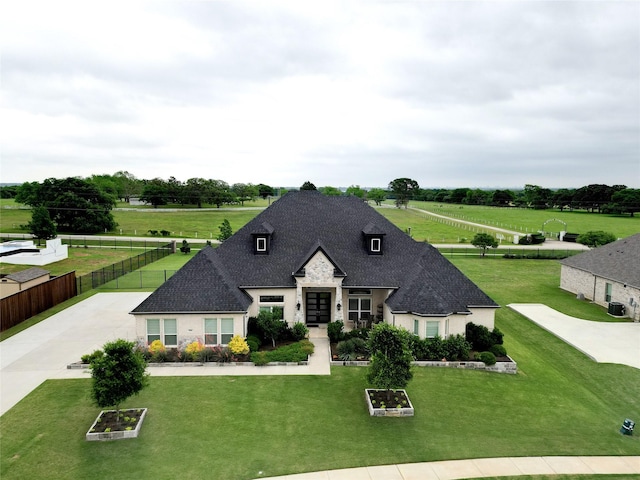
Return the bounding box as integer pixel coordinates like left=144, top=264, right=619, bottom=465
left=560, top=233, right=640, bottom=288
left=132, top=190, right=497, bottom=315
left=5, top=267, right=49, bottom=283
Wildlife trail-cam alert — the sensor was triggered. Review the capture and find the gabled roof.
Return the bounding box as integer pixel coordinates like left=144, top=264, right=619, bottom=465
left=292, top=240, right=347, bottom=278
left=132, top=190, right=497, bottom=316
left=560, top=233, right=640, bottom=288
left=4, top=267, right=49, bottom=283
left=131, top=248, right=252, bottom=314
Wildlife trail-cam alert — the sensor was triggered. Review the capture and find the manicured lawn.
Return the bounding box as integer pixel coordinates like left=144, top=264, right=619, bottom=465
left=2, top=257, right=639, bottom=480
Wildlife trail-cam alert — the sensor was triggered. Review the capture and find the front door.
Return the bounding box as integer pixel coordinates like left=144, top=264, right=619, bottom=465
left=306, top=292, right=331, bottom=324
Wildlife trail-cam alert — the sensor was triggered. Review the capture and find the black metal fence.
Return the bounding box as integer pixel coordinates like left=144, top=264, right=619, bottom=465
left=76, top=244, right=173, bottom=294
left=437, top=247, right=583, bottom=259
left=95, top=270, right=179, bottom=290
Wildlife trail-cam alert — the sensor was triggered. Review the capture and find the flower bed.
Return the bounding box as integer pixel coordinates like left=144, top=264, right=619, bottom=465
left=365, top=389, right=414, bottom=417
left=86, top=408, right=147, bottom=441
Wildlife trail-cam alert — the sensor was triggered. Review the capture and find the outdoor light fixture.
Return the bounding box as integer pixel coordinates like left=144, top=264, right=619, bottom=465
left=337, top=302, right=342, bottom=311
left=296, top=302, right=301, bottom=310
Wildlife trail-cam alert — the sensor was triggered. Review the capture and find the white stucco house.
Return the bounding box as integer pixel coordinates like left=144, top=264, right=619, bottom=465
left=130, top=191, right=498, bottom=347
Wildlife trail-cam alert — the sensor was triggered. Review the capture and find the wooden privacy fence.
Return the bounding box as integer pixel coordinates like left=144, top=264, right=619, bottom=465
left=1, top=272, right=77, bottom=332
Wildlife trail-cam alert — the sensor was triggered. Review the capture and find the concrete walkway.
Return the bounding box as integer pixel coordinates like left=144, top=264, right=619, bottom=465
left=508, top=303, right=640, bottom=369
left=256, top=456, right=640, bottom=479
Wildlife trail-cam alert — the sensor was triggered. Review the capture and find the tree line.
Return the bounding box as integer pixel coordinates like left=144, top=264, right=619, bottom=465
left=2, top=174, right=639, bottom=238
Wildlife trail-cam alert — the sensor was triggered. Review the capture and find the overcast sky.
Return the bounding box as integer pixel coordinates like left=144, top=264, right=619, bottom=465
left=2, top=1, right=639, bottom=189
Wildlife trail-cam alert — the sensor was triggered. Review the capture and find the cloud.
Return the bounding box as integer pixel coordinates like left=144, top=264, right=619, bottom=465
left=1, top=1, right=638, bottom=189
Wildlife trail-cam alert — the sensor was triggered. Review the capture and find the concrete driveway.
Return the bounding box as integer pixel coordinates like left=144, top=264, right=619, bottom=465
left=508, top=303, right=640, bottom=369
left=1, top=292, right=150, bottom=416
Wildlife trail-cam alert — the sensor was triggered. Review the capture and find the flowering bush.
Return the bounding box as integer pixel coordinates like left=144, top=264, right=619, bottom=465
left=228, top=335, right=250, bottom=355
left=185, top=340, right=204, bottom=359
left=148, top=340, right=165, bottom=355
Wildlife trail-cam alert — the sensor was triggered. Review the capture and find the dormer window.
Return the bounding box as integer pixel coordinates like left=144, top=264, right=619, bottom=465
left=256, top=237, right=267, bottom=253
left=252, top=221, right=274, bottom=255
left=370, top=237, right=381, bottom=253
left=362, top=222, right=385, bottom=255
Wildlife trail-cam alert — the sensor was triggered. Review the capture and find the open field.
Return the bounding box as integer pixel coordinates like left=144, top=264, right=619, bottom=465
left=411, top=201, right=640, bottom=240
left=1, top=257, right=638, bottom=480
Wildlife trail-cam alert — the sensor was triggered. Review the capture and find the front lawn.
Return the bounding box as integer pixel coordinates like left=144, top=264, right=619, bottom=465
left=2, top=257, right=638, bottom=479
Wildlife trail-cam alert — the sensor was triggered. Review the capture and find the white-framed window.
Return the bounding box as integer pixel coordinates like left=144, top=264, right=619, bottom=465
left=413, top=319, right=419, bottom=336
left=605, top=283, right=612, bottom=302
left=348, top=296, right=371, bottom=322
left=147, top=318, right=177, bottom=346
left=256, top=237, right=267, bottom=252
left=371, top=238, right=381, bottom=252
left=426, top=321, right=439, bottom=338
left=204, top=318, right=234, bottom=345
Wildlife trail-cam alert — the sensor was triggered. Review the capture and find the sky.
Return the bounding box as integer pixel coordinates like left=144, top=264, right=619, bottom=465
left=1, top=1, right=639, bottom=190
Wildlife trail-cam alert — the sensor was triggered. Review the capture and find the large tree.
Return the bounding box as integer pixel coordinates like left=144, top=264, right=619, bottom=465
left=140, top=178, right=170, bottom=208
left=19, top=177, right=116, bottom=234
left=471, top=233, right=499, bottom=257
left=232, top=183, right=258, bottom=206
left=367, top=188, right=387, bottom=206
left=389, top=178, right=419, bottom=208
left=300, top=181, right=317, bottom=191
left=609, top=189, right=640, bottom=217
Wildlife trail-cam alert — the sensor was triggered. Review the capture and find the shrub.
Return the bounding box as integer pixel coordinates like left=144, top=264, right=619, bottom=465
left=465, top=323, right=494, bottom=351
left=291, top=322, right=309, bottom=341
left=250, top=340, right=313, bottom=364
left=577, top=230, right=617, bottom=247
left=490, top=344, right=507, bottom=357
left=327, top=321, right=345, bottom=343
left=336, top=339, right=355, bottom=360
left=256, top=310, right=288, bottom=347
left=443, top=334, right=471, bottom=361
left=228, top=335, right=250, bottom=355
left=184, top=341, right=204, bottom=360
left=423, top=336, right=447, bottom=360
left=490, top=327, right=504, bottom=346
left=476, top=351, right=496, bottom=366
left=251, top=351, right=270, bottom=366
left=199, top=346, right=233, bottom=363
left=148, top=339, right=165, bottom=354
left=344, top=327, right=370, bottom=341
left=246, top=335, right=261, bottom=352
left=81, top=349, right=104, bottom=364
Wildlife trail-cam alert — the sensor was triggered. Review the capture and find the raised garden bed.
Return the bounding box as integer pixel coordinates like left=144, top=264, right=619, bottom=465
left=365, top=389, right=414, bottom=417
left=86, top=408, right=147, bottom=441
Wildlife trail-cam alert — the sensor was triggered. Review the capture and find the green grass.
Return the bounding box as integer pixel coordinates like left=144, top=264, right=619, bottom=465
left=412, top=201, right=640, bottom=239
left=1, top=257, right=639, bottom=480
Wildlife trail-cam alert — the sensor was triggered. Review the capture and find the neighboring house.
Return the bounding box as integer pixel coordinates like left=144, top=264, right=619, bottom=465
left=560, top=233, right=640, bottom=321
left=0, top=267, right=50, bottom=299
left=131, top=191, right=498, bottom=347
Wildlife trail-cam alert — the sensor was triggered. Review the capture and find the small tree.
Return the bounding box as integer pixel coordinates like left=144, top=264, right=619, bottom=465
left=90, top=339, right=149, bottom=427
left=471, top=233, right=498, bottom=257
left=366, top=323, right=413, bottom=402
left=256, top=310, right=286, bottom=348
left=218, top=219, right=233, bottom=241
left=27, top=205, right=57, bottom=245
